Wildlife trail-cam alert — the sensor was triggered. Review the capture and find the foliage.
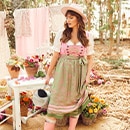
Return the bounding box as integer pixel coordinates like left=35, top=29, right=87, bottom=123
left=90, top=69, right=106, bottom=85
left=23, top=55, right=44, bottom=68
left=102, top=58, right=129, bottom=69
left=5, top=92, right=32, bottom=108
left=34, top=70, right=46, bottom=78
left=6, top=55, right=24, bottom=71
left=82, top=94, right=108, bottom=119
left=20, top=92, right=32, bottom=106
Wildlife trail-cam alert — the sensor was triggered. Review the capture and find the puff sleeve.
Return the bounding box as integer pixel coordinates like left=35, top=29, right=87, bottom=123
left=86, top=32, right=95, bottom=55
left=52, top=30, right=63, bottom=52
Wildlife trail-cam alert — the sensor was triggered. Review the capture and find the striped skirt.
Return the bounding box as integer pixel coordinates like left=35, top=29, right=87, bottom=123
left=47, top=55, right=89, bottom=119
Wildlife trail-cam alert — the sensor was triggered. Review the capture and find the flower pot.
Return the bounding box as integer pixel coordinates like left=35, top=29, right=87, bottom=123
left=25, top=66, right=38, bottom=77
left=5, top=104, right=28, bottom=125
left=6, top=65, right=20, bottom=79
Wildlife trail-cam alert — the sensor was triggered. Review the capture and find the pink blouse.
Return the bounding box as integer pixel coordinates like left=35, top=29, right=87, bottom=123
left=60, top=43, right=86, bottom=57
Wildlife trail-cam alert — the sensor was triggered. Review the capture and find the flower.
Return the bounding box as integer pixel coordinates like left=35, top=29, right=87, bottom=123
left=20, top=92, right=32, bottom=106
left=82, top=94, right=108, bottom=119
left=0, top=111, right=6, bottom=122
left=6, top=55, right=24, bottom=71
left=90, top=69, right=106, bottom=85
left=23, top=55, right=44, bottom=68
left=5, top=92, right=32, bottom=108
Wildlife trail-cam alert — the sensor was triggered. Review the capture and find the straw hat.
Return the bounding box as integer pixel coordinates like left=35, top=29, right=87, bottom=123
left=33, top=89, right=50, bottom=107
left=61, top=4, right=87, bottom=23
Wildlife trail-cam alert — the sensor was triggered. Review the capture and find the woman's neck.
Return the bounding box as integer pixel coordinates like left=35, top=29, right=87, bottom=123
left=72, top=26, right=78, bottom=34
left=71, top=27, right=78, bottom=37
left=71, top=27, right=79, bottom=44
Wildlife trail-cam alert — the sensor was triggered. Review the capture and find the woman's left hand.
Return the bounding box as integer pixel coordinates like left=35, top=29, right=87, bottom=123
left=85, top=76, right=90, bottom=85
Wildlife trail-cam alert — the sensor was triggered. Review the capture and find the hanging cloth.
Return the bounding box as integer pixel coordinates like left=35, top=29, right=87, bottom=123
left=14, top=7, right=49, bottom=58
left=0, top=11, right=10, bottom=79
left=49, top=5, right=65, bottom=33
left=14, top=9, right=32, bottom=37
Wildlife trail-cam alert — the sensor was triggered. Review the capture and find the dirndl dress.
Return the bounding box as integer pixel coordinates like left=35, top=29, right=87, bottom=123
left=47, top=43, right=89, bottom=119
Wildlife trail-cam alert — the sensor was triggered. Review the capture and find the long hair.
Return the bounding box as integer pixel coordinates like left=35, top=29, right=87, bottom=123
left=60, top=10, right=89, bottom=47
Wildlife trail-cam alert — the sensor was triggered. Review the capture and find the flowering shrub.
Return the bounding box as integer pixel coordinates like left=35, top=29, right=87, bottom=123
left=41, top=51, right=52, bottom=73
left=90, top=69, right=106, bottom=85
left=23, top=55, right=44, bottom=68
left=6, top=55, right=24, bottom=71
left=82, top=94, right=108, bottom=119
left=20, top=92, right=32, bottom=106
left=5, top=92, right=32, bottom=108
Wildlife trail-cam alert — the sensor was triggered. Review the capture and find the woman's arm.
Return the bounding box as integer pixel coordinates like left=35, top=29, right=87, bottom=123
left=86, top=55, right=93, bottom=85
left=85, top=31, right=94, bottom=85
left=45, top=51, right=60, bottom=84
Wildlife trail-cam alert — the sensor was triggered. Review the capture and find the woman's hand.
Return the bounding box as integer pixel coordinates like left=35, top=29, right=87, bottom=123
left=45, top=75, right=51, bottom=85
left=44, top=52, right=59, bottom=85
left=85, top=75, right=90, bottom=85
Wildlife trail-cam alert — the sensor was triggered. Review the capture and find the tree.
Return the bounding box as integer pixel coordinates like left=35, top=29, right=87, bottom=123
left=116, top=0, right=121, bottom=47
left=85, top=0, right=93, bottom=31
left=107, top=0, right=114, bottom=55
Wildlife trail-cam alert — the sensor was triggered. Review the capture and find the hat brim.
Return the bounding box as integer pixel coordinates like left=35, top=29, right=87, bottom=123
left=61, top=6, right=87, bottom=23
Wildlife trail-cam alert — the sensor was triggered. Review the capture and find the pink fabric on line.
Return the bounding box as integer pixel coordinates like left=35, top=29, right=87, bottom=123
left=15, top=7, right=49, bottom=58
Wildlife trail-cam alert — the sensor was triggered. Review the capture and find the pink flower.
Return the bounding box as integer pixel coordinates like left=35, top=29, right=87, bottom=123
left=97, top=79, right=104, bottom=85
left=102, top=108, right=107, bottom=115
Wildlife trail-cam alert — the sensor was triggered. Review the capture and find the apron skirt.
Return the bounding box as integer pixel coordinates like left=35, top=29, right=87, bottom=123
left=47, top=55, right=89, bottom=119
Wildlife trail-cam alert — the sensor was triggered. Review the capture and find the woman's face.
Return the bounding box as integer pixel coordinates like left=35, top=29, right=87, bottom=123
left=66, top=13, right=78, bottom=28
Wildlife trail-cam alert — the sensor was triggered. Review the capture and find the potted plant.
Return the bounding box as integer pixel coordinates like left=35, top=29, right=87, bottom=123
left=23, top=55, right=43, bottom=77
left=5, top=92, right=33, bottom=124
left=81, top=94, right=108, bottom=125
left=6, top=55, right=24, bottom=79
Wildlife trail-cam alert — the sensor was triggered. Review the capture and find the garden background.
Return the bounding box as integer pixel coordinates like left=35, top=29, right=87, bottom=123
left=0, top=0, right=130, bottom=130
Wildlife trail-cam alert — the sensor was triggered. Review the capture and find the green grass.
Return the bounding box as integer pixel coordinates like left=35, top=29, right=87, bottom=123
left=101, top=58, right=129, bottom=69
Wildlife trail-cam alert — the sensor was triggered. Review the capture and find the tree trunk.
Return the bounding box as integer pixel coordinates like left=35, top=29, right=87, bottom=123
left=12, top=0, right=20, bottom=8
left=116, top=0, right=121, bottom=48
left=0, top=1, right=4, bottom=11
left=64, top=0, right=69, bottom=3
left=99, top=0, right=104, bottom=44
left=72, top=0, right=77, bottom=3
left=107, top=0, right=114, bottom=55
left=85, top=0, right=92, bottom=31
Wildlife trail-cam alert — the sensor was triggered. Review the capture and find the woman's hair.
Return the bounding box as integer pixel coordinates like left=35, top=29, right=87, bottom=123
left=60, top=10, right=89, bottom=47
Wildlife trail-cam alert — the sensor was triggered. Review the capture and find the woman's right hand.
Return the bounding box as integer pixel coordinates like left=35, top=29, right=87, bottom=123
left=45, top=75, right=51, bottom=85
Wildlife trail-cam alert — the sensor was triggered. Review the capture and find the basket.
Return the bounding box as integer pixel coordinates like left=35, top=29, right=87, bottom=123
left=56, top=117, right=68, bottom=127
left=81, top=114, right=97, bottom=126
left=97, top=109, right=103, bottom=117
left=5, top=104, right=28, bottom=124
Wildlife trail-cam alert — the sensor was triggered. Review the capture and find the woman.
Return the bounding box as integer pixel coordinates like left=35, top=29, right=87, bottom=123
left=44, top=4, right=94, bottom=130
